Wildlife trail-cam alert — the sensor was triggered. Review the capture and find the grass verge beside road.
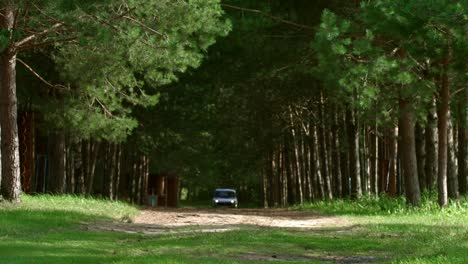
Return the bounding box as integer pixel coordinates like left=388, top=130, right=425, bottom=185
left=0, top=194, right=466, bottom=263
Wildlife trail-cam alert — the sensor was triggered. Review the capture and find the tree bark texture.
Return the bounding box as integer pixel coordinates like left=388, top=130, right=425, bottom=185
left=458, top=89, right=467, bottom=195
left=437, top=54, right=450, bottom=207
left=415, top=123, right=426, bottom=191
left=425, top=98, right=438, bottom=189
left=346, top=109, right=362, bottom=199
left=399, top=100, right=420, bottom=206
left=0, top=5, right=21, bottom=202
left=447, top=113, right=459, bottom=199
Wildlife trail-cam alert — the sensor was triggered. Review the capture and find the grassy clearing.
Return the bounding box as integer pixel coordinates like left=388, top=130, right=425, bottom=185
left=0, top=194, right=467, bottom=263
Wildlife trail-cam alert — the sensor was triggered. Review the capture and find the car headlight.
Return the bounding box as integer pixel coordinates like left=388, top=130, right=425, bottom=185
left=215, top=200, right=219, bottom=203
left=230, top=200, right=235, bottom=203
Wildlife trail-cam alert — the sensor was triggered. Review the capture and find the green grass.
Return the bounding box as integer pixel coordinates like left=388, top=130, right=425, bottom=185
left=0, top=194, right=467, bottom=263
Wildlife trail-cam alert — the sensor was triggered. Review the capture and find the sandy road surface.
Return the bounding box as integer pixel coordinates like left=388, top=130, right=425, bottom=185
left=87, top=208, right=350, bottom=235
left=135, top=208, right=348, bottom=228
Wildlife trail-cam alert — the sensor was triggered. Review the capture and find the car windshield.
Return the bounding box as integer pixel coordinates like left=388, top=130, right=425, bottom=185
left=214, top=191, right=236, bottom=198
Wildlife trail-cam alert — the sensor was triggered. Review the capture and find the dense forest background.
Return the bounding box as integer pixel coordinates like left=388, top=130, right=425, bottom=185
left=0, top=0, right=466, bottom=207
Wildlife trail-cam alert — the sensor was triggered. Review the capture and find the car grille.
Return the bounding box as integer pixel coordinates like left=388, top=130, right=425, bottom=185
left=216, top=202, right=234, bottom=206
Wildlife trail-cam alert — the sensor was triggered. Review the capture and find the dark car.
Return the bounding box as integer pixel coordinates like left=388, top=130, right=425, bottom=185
left=212, top=188, right=238, bottom=208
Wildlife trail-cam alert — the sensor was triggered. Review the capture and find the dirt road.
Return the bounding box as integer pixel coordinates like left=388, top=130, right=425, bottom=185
left=87, top=208, right=349, bottom=235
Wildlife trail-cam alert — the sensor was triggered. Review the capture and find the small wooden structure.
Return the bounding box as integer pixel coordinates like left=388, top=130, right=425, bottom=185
left=147, top=173, right=179, bottom=207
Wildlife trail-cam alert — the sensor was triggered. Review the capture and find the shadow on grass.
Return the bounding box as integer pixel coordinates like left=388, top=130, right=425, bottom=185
left=0, top=205, right=466, bottom=263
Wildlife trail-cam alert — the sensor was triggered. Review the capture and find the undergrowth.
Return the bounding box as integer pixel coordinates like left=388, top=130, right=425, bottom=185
left=296, top=190, right=468, bottom=217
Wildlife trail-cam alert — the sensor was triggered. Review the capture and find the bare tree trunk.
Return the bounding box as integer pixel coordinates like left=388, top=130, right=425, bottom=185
left=87, top=141, right=100, bottom=194
left=49, top=131, right=66, bottom=194
left=346, top=109, right=362, bottom=199
left=312, top=125, right=325, bottom=199
left=332, top=109, right=342, bottom=198
left=284, top=135, right=295, bottom=204
left=361, top=126, right=370, bottom=195
left=387, top=126, right=398, bottom=196
left=425, top=98, right=438, bottom=189
left=131, top=154, right=138, bottom=204
left=114, top=144, right=122, bottom=200
left=447, top=113, right=459, bottom=199
left=0, top=5, right=20, bottom=202
left=262, top=167, right=269, bottom=208
left=68, top=142, right=75, bottom=193
left=437, top=53, right=450, bottom=207
left=340, top=112, right=350, bottom=197
left=370, top=124, right=378, bottom=197
left=83, top=140, right=90, bottom=194
left=399, top=100, right=421, bottom=206
left=415, top=123, right=426, bottom=191
left=106, top=143, right=117, bottom=200
left=75, top=140, right=85, bottom=194
left=318, top=96, right=332, bottom=200
left=137, top=155, right=143, bottom=204
left=289, top=107, right=303, bottom=204
left=458, top=89, right=468, bottom=195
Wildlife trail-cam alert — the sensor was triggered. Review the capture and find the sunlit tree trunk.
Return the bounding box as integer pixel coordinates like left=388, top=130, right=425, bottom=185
left=458, top=89, right=468, bottom=195
left=0, top=5, right=21, bottom=202
left=370, top=123, right=378, bottom=197
left=289, top=107, right=303, bottom=204
left=346, top=109, right=362, bottom=199
left=437, top=52, right=450, bottom=207
left=332, top=109, right=342, bottom=197
left=318, top=95, right=332, bottom=199
left=447, top=113, right=459, bottom=199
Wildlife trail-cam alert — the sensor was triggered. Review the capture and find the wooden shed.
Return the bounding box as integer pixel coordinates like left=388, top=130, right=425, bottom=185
left=147, top=173, right=179, bottom=207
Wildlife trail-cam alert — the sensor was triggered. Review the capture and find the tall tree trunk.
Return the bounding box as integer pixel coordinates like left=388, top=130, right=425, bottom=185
left=83, top=140, right=90, bottom=193
left=114, top=143, right=122, bottom=200
left=67, top=142, right=75, bottom=193
left=346, top=109, right=362, bottom=199
left=399, top=100, right=421, bottom=206
left=447, top=112, right=459, bottom=199
left=415, top=123, right=426, bottom=191
left=49, top=131, right=66, bottom=194
left=332, top=109, right=342, bottom=198
left=425, top=98, right=438, bottom=189
left=370, top=124, right=378, bottom=197
left=131, top=154, right=138, bottom=204
left=458, top=89, right=467, bottom=195
left=437, top=53, right=450, bottom=207
left=137, top=155, right=143, bottom=204
left=87, top=141, right=100, bottom=194
left=313, top=124, right=325, bottom=199
left=75, top=140, right=85, bottom=194
left=284, top=135, right=295, bottom=204
left=107, top=143, right=117, bottom=200
left=340, top=112, right=350, bottom=197
left=262, top=167, right=269, bottom=208
left=388, top=126, right=398, bottom=196
left=0, top=5, right=20, bottom=202
left=318, top=96, right=332, bottom=200
left=289, top=107, right=303, bottom=204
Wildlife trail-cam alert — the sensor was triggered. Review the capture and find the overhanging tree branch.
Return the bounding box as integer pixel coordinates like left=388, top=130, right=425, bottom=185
left=221, top=3, right=313, bottom=30
left=17, top=58, right=70, bottom=91
left=15, top=22, right=64, bottom=48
